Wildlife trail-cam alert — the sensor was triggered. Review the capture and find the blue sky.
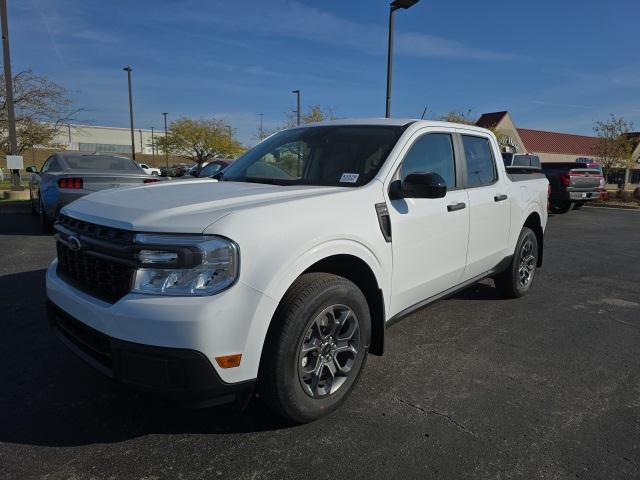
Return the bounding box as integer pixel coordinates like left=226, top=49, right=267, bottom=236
left=11, top=0, right=640, bottom=145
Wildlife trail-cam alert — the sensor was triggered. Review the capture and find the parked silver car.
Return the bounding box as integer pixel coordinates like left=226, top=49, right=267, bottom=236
left=27, top=152, right=158, bottom=232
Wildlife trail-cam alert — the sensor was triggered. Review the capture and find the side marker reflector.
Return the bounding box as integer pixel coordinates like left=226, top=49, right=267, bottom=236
left=215, top=354, right=242, bottom=369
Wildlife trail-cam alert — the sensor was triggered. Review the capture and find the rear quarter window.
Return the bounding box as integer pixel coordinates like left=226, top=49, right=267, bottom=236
left=462, top=135, right=497, bottom=187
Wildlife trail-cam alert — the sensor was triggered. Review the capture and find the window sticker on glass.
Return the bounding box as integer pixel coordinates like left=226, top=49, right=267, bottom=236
left=340, top=173, right=359, bottom=183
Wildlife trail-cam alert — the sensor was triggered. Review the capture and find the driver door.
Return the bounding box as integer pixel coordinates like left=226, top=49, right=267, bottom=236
left=387, top=130, right=470, bottom=317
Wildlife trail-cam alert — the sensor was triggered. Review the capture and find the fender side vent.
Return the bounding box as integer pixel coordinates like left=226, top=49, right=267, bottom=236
left=375, top=203, right=392, bottom=243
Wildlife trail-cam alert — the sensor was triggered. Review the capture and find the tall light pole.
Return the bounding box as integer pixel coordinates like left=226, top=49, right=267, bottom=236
left=150, top=126, right=155, bottom=164
left=123, top=66, right=136, bottom=159
left=162, top=112, right=169, bottom=170
left=258, top=113, right=264, bottom=140
left=292, top=89, right=301, bottom=125
left=385, top=0, right=420, bottom=118
left=1, top=0, right=20, bottom=190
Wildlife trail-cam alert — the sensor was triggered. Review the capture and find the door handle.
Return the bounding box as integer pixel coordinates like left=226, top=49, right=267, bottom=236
left=494, top=194, right=508, bottom=202
left=447, top=202, right=466, bottom=212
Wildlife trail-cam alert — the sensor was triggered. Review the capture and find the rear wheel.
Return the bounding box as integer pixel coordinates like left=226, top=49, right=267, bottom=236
left=550, top=202, right=571, bottom=214
left=259, top=273, right=370, bottom=423
left=39, top=197, right=54, bottom=233
left=494, top=227, right=539, bottom=298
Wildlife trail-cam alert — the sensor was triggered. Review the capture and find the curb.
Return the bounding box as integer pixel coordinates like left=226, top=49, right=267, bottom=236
left=587, top=203, right=639, bottom=211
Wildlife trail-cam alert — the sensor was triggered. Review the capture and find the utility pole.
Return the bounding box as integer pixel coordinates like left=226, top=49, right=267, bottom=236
left=258, top=113, right=264, bottom=140
left=162, top=112, right=169, bottom=170
left=123, top=66, right=136, bottom=160
left=1, top=0, right=21, bottom=190
left=150, top=126, right=155, bottom=164
left=292, top=89, right=301, bottom=125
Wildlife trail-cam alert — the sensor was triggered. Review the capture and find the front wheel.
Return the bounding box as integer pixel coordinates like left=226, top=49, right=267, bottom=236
left=259, top=273, right=371, bottom=423
left=30, top=190, right=38, bottom=216
left=494, top=227, right=539, bottom=298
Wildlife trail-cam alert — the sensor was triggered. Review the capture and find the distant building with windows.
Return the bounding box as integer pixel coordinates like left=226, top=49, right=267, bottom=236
left=52, top=124, right=160, bottom=156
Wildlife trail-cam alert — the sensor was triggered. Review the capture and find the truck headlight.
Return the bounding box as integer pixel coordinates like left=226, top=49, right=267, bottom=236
left=131, top=234, right=239, bottom=296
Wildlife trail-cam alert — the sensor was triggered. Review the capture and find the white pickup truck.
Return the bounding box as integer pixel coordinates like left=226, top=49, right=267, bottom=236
left=47, top=119, right=548, bottom=422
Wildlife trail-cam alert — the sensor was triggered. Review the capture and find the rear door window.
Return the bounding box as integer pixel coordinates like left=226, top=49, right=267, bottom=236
left=461, top=135, right=497, bottom=187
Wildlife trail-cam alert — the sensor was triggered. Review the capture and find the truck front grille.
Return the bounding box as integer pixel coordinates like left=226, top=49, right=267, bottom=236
left=55, top=215, right=135, bottom=303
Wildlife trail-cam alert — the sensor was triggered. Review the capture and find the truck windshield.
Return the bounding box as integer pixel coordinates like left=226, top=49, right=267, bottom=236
left=221, top=125, right=404, bottom=187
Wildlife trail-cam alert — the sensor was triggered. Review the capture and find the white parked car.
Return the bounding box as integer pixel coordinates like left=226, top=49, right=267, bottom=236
left=46, top=119, right=549, bottom=422
left=138, top=163, right=160, bottom=175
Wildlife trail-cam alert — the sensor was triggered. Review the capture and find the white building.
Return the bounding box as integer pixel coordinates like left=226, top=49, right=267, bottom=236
left=52, top=124, right=162, bottom=156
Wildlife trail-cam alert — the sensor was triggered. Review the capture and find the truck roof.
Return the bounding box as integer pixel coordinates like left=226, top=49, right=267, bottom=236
left=297, top=118, right=494, bottom=135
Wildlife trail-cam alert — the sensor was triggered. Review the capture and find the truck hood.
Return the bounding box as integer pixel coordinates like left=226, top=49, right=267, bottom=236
left=61, top=179, right=345, bottom=233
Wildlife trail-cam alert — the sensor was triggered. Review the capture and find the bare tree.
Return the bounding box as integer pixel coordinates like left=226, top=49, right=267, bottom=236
left=0, top=70, right=80, bottom=154
left=259, top=105, right=336, bottom=139
left=437, top=109, right=476, bottom=125
left=592, top=114, right=634, bottom=169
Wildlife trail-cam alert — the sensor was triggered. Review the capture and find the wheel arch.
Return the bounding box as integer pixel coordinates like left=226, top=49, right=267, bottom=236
left=523, top=211, right=544, bottom=267
left=259, top=252, right=387, bottom=378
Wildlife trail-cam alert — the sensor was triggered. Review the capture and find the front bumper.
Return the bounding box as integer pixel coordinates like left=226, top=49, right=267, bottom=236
left=46, top=259, right=278, bottom=386
left=47, top=300, right=253, bottom=407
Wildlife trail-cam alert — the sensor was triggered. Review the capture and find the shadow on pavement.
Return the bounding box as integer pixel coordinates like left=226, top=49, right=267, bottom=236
left=0, top=212, right=46, bottom=236
left=0, top=268, right=290, bottom=448
left=449, top=282, right=503, bottom=301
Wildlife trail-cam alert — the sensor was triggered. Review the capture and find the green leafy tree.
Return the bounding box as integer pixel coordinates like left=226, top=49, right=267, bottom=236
left=0, top=70, right=78, bottom=153
left=592, top=114, right=634, bottom=169
left=156, top=117, right=245, bottom=166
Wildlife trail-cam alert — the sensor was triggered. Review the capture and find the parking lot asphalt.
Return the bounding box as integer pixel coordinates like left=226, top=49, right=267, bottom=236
left=1, top=207, right=639, bottom=480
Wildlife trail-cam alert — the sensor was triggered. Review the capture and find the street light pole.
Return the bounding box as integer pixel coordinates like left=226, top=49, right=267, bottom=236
left=385, top=0, right=420, bottom=118
left=123, top=66, right=136, bottom=160
left=1, top=0, right=21, bottom=190
left=162, top=112, right=169, bottom=170
left=150, top=126, right=155, bottom=164
left=292, top=89, right=301, bottom=125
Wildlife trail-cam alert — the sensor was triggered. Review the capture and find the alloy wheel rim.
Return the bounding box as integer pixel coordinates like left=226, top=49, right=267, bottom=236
left=518, top=239, right=536, bottom=287
left=298, top=304, right=360, bottom=398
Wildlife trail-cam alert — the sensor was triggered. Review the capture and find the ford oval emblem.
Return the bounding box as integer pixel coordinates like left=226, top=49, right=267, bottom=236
left=67, top=235, right=82, bottom=252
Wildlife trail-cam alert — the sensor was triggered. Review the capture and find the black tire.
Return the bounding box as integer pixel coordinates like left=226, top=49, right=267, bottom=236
left=494, top=227, right=539, bottom=299
left=30, top=190, right=38, bottom=216
left=550, top=202, right=571, bottom=214
left=573, top=202, right=584, bottom=210
left=39, top=198, right=54, bottom=233
left=259, top=272, right=371, bottom=423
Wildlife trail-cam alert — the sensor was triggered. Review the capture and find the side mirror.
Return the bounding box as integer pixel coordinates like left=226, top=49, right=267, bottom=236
left=25, top=166, right=38, bottom=173
left=394, top=172, right=447, bottom=199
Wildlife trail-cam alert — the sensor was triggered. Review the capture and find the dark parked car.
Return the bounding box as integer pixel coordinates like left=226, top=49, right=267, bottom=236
left=27, top=152, right=158, bottom=232
left=541, top=162, right=602, bottom=213
left=196, top=159, right=234, bottom=178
